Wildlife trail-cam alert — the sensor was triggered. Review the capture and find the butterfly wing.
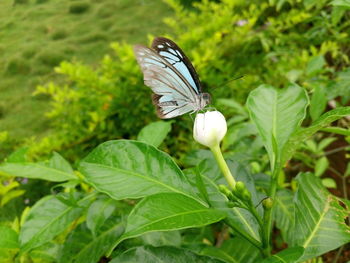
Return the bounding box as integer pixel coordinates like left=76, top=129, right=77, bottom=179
left=134, top=43, right=201, bottom=118
left=151, top=37, right=202, bottom=95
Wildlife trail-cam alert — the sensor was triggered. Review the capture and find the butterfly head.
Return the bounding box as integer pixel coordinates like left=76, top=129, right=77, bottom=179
left=200, top=93, right=211, bottom=109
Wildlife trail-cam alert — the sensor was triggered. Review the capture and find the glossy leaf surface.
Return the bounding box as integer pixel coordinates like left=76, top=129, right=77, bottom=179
left=282, top=106, right=350, bottom=164
left=86, top=196, right=117, bottom=237
left=0, top=226, right=19, bottom=262
left=274, top=189, right=294, bottom=242
left=121, top=193, right=225, bottom=241
left=200, top=237, right=261, bottom=263
left=260, top=247, right=304, bottom=263
left=137, top=121, right=172, bottom=148
left=0, top=153, right=77, bottom=182
left=59, top=217, right=124, bottom=263
left=247, top=84, right=308, bottom=169
left=79, top=140, right=201, bottom=203
left=20, top=195, right=85, bottom=252
left=292, top=173, right=350, bottom=261
left=190, top=159, right=261, bottom=242
left=111, top=246, right=224, bottom=263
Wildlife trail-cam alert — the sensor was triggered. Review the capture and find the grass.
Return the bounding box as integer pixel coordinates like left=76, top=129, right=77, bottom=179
left=0, top=0, right=172, bottom=151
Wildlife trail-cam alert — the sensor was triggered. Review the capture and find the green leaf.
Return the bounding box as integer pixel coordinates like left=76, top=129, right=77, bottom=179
left=247, top=84, right=309, bottom=170
left=183, top=149, right=213, bottom=167
left=20, top=195, right=86, bottom=252
left=200, top=237, right=261, bottom=263
left=0, top=153, right=77, bottom=182
left=282, top=107, right=350, bottom=164
left=331, top=6, right=347, bottom=25
left=6, top=147, right=28, bottom=163
left=315, top=157, right=329, bottom=177
left=274, top=189, right=294, bottom=242
left=321, top=178, right=337, bottom=188
left=120, top=193, right=225, bottom=244
left=306, top=55, right=325, bottom=76
left=86, top=196, right=117, bottom=237
left=260, top=247, right=304, bottom=263
left=321, top=127, right=350, bottom=136
left=59, top=217, right=124, bottom=263
left=29, top=242, right=59, bottom=263
left=310, top=85, right=327, bottom=121
left=79, top=140, right=202, bottom=203
left=110, top=246, right=224, bottom=263
left=0, top=226, right=19, bottom=262
left=137, top=121, right=172, bottom=148
left=188, top=160, right=261, bottom=242
left=331, top=0, right=350, bottom=7
left=49, top=152, right=75, bottom=175
left=141, top=231, right=182, bottom=247
left=317, top=137, right=337, bottom=152
left=291, top=173, right=350, bottom=261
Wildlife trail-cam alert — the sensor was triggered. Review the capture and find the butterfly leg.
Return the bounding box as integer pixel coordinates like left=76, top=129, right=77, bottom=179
left=205, top=106, right=217, bottom=111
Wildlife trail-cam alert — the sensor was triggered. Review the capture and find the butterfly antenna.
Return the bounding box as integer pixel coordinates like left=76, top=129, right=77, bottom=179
left=212, top=75, right=244, bottom=90
left=255, top=196, right=269, bottom=208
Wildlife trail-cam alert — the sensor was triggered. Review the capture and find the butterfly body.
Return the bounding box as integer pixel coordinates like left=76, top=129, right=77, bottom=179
left=134, top=37, right=210, bottom=119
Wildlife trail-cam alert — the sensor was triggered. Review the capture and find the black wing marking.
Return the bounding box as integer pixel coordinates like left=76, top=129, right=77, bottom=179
left=152, top=37, right=202, bottom=95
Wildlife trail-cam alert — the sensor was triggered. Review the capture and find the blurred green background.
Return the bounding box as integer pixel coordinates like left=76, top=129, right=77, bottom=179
left=0, top=0, right=173, bottom=158
left=0, top=1, right=349, bottom=261
left=0, top=0, right=349, bottom=162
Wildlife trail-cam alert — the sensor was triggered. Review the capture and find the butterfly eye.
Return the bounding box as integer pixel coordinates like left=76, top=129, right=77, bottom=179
left=202, top=93, right=211, bottom=104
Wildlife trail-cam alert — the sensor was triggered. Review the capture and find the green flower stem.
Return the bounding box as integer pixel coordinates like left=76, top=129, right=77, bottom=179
left=249, top=204, right=269, bottom=258
left=210, top=144, right=236, bottom=190
left=262, top=164, right=281, bottom=256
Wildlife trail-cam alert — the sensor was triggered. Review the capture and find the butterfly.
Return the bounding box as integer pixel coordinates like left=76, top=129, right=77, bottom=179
left=134, top=37, right=211, bottom=119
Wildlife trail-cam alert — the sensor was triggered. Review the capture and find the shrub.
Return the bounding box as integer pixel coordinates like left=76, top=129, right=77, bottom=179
left=28, top=0, right=350, bottom=162
left=68, top=2, right=90, bottom=14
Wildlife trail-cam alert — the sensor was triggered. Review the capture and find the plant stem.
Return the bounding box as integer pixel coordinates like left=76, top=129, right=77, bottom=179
left=248, top=204, right=270, bottom=258
left=210, top=144, right=236, bottom=190
left=262, top=164, right=280, bottom=257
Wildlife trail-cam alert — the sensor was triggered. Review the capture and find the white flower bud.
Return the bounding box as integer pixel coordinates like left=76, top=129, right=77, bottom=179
left=193, top=111, right=227, bottom=148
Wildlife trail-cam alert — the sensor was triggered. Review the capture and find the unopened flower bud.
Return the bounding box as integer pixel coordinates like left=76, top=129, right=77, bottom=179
left=263, top=197, right=273, bottom=209
left=242, top=189, right=252, bottom=201
left=234, top=181, right=246, bottom=193
left=218, top=184, right=234, bottom=200
left=193, top=111, right=227, bottom=148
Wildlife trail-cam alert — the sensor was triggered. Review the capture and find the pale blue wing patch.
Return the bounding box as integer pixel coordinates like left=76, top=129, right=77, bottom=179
left=134, top=44, right=206, bottom=119
left=134, top=45, right=198, bottom=101
left=159, top=49, right=199, bottom=94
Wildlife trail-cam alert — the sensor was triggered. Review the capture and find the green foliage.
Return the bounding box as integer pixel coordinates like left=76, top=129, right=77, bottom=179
left=119, top=193, right=225, bottom=246
left=0, top=226, right=19, bottom=261
left=79, top=140, right=201, bottom=202
left=22, top=0, right=350, bottom=162
left=291, top=173, right=350, bottom=261
left=200, top=237, right=262, bottom=262
left=0, top=152, right=77, bottom=182
left=247, top=84, right=309, bottom=170
left=137, top=121, right=173, bottom=148
left=260, top=247, right=304, bottom=263
left=1, top=0, right=350, bottom=262
left=0, top=0, right=173, bottom=156
left=111, top=246, right=223, bottom=263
